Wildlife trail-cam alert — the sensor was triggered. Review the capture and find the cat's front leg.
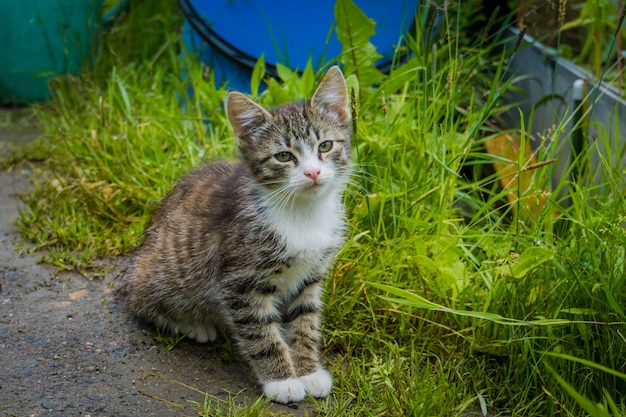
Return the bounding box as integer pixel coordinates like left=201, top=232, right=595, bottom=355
left=283, top=279, right=333, bottom=399
left=227, top=299, right=306, bottom=403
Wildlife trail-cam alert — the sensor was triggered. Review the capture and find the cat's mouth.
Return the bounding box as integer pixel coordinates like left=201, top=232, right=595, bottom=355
left=304, top=179, right=325, bottom=190
left=294, top=180, right=324, bottom=196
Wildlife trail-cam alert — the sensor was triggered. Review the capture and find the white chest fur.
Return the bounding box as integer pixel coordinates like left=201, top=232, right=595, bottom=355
left=262, top=190, right=345, bottom=297
left=265, top=191, right=344, bottom=255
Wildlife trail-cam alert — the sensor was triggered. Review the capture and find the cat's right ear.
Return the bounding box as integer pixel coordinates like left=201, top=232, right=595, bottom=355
left=226, top=91, right=272, bottom=145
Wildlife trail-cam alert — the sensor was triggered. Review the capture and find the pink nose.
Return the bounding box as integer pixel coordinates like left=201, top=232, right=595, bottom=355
left=304, top=168, right=321, bottom=181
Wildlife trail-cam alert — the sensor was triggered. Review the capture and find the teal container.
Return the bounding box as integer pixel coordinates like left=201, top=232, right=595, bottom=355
left=0, top=0, right=103, bottom=104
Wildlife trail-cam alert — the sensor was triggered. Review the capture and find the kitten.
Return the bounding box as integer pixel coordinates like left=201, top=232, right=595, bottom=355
left=126, top=66, right=352, bottom=404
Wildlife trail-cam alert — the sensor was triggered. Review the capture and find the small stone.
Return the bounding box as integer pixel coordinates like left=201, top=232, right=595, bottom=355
left=41, top=401, right=55, bottom=409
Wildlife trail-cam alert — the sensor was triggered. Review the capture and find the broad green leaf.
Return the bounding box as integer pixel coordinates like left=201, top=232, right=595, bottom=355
left=250, top=54, right=266, bottom=97
left=299, top=59, right=316, bottom=97
left=276, top=63, right=297, bottom=84
left=506, top=246, right=555, bottom=278
left=334, top=0, right=386, bottom=92
left=413, top=255, right=443, bottom=297
left=433, top=243, right=468, bottom=296
left=409, top=254, right=460, bottom=299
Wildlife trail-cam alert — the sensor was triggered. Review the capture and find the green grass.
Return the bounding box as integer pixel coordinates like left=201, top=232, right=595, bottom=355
left=188, top=393, right=278, bottom=417
left=149, top=328, right=187, bottom=352
left=6, top=0, right=626, bottom=416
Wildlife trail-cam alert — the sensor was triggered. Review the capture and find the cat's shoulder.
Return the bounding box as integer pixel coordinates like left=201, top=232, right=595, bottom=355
left=152, top=161, right=249, bottom=219
left=184, top=160, right=245, bottom=184
left=167, top=161, right=249, bottom=197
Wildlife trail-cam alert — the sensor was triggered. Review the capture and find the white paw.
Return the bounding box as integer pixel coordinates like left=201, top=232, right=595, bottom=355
left=299, top=368, right=332, bottom=398
left=263, top=378, right=306, bottom=404
left=192, top=323, right=217, bottom=343
left=174, top=322, right=217, bottom=343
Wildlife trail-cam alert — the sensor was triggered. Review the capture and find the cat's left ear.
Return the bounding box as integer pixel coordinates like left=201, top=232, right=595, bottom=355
left=311, top=66, right=351, bottom=123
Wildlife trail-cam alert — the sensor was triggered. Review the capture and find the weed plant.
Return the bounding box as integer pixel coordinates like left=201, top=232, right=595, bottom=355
left=517, top=0, right=626, bottom=92
left=7, top=0, right=626, bottom=415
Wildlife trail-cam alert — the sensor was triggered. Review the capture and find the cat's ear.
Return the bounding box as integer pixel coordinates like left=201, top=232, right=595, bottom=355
left=311, top=66, right=351, bottom=123
left=226, top=91, right=272, bottom=144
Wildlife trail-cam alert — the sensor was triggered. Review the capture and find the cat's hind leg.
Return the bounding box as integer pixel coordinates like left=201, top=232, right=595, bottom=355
left=166, top=319, right=217, bottom=343
left=184, top=322, right=217, bottom=343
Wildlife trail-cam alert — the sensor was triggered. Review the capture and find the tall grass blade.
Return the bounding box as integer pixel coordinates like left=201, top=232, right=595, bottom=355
left=543, top=362, right=611, bottom=417
left=541, top=351, right=626, bottom=381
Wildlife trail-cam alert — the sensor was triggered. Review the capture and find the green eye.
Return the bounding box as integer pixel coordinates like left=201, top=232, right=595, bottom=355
left=275, top=151, right=295, bottom=162
left=318, top=141, right=333, bottom=153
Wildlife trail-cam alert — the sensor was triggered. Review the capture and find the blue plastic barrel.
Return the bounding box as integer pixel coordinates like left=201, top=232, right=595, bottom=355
left=180, top=0, right=424, bottom=93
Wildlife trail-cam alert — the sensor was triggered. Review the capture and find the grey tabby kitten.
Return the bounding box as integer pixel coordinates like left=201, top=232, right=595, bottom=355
left=126, top=66, right=351, bottom=404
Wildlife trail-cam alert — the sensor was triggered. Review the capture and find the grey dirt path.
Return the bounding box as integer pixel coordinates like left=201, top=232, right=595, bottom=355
left=0, top=117, right=311, bottom=417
